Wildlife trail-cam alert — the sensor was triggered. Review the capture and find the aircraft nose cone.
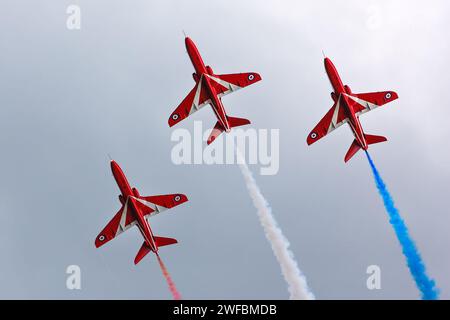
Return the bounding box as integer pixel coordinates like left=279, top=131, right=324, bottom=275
left=110, top=160, right=124, bottom=177
left=185, top=37, right=194, bottom=48
left=110, top=160, right=118, bottom=170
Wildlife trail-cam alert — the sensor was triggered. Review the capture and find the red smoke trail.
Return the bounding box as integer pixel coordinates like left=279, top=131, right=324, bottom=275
left=156, top=253, right=181, bottom=300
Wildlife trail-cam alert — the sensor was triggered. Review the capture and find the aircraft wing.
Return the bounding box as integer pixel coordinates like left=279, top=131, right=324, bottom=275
left=206, top=72, right=261, bottom=98
left=95, top=194, right=188, bottom=248
left=347, top=91, right=398, bottom=116
left=95, top=201, right=136, bottom=248
left=168, top=76, right=211, bottom=127
left=134, top=194, right=188, bottom=219
left=307, top=98, right=348, bottom=145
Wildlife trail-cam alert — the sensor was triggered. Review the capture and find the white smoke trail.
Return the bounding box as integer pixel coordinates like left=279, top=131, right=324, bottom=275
left=236, top=149, right=315, bottom=300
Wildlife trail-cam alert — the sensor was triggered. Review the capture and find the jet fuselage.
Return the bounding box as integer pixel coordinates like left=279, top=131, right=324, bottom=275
left=110, top=160, right=157, bottom=252
left=324, top=58, right=368, bottom=150
left=185, top=37, right=230, bottom=131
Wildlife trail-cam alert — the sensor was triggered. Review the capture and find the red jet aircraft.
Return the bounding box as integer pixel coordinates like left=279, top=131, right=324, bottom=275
left=95, top=160, right=188, bottom=264
left=168, top=37, right=262, bottom=144
left=307, top=57, right=398, bottom=162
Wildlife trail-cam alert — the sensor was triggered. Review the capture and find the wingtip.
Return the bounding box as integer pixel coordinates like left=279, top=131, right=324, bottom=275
left=168, top=113, right=180, bottom=127
left=171, top=193, right=189, bottom=207
left=177, top=193, right=189, bottom=204
left=306, top=136, right=315, bottom=146
left=392, top=91, right=399, bottom=100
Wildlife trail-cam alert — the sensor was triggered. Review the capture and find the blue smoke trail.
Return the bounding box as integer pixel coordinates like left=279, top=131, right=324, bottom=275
left=365, top=151, right=439, bottom=300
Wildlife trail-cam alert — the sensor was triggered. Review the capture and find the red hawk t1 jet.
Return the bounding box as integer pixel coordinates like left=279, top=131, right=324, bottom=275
left=168, top=37, right=262, bottom=144
left=95, top=160, right=188, bottom=264
left=307, top=57, right=398, bottom=162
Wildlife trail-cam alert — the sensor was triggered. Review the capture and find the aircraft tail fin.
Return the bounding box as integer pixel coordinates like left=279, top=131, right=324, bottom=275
left=344, top=139, right=361, bottom=163
left=134, top=237, right=178, bottom=265
left=154, top=236, right=178, bottom=248
left=134, top=242, right=152, bottom=265
left=207, top=116, right=250, bottom=145
left=344, top=135, right=387, bottom=163
left=227, top=116, right=251, bottom=128
left=207, top=121, right=225, bottom=145
left=366, top=134, right=387, bottom=145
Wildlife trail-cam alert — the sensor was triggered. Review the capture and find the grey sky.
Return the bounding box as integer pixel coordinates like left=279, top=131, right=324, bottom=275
left=0, top=0, right=449, bottom=299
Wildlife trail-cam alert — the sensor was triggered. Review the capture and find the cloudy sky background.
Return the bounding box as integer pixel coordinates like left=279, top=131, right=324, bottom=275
left=0, top=0, right=449, bottom=299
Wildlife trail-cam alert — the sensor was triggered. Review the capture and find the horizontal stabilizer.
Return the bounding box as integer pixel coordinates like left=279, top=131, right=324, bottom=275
left=344, top=139, right=361, bottom=163
left=227, top=116, right=251, bottom=128
left=134, top=242, right=152, bottom=265
left=207, top=116, right=251, bottom=145
left=207, top=121, right=225, bottom=145
left=155, top=236, right=178, bottom=248
left=366, top=134, right=387, bottom=145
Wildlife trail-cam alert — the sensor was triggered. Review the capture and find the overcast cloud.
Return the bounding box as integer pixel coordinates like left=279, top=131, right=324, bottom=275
left=0, top=0, right=449, bottom=299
